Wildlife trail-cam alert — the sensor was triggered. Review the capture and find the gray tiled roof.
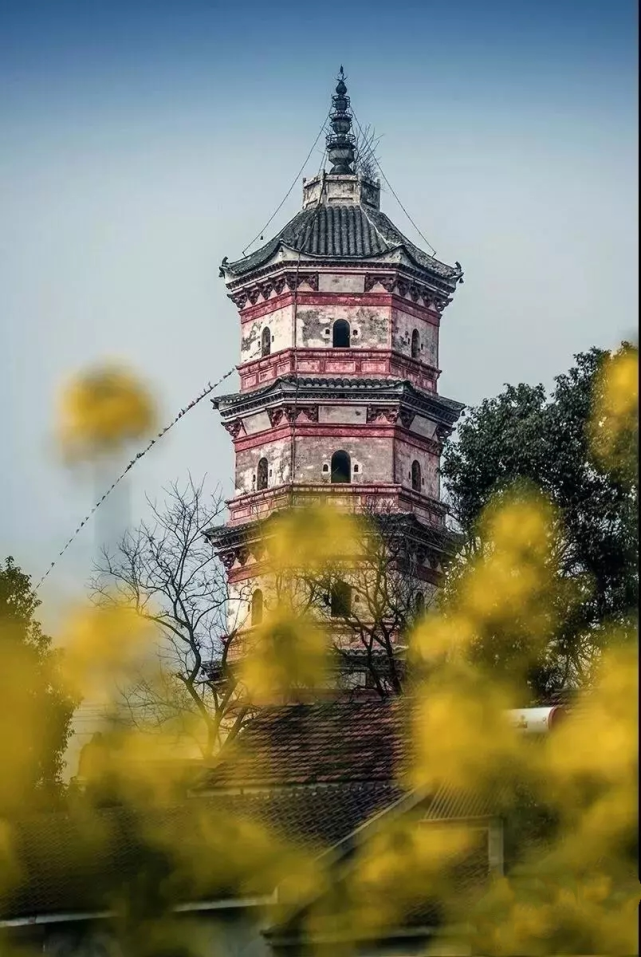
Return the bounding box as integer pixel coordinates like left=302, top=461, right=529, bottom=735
left=3, top=700, right=498, bottom=923
left=197, top=700, right=404, bottom=789
left=224, top=204, right=460, bottom=282
left=197, top=700, right=497, bottom=823
left=205, top=509, right=458, bottom=558
left=2, top=783, right=401, bottom=920
left=214, top=375, right=465, bottom=426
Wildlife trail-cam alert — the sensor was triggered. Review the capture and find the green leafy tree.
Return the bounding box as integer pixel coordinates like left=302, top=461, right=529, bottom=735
left=0, top=556, right=77, bottom=807
left=441, top=344, right=638, bottom=699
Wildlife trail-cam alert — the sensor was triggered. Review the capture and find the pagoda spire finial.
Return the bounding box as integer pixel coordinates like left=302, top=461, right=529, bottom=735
left=326, top=66, right=356, bottom=175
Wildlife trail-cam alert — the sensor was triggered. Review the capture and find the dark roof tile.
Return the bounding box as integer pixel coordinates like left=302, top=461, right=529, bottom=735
left=224, top=205, right=460, bottom=282
left=2, top=782, right=401, bottom=920
left=197, top=700, right=405, bottom=790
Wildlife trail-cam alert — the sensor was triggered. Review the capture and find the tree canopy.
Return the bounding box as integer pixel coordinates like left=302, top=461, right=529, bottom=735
left=441, top=344, right=638, bottom=698
left=0, top=556, right=77, bottom=807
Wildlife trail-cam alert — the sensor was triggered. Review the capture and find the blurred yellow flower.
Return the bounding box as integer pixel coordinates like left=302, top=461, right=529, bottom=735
left=487, top=497, right=551, bottom=559
left=412, top=612, right=476, bottom=661
left=61, top=598, right=156, bottom=700
left=57, top=363, right=157, bottom=460
left=267, top=505, right=362, bottom=575
left=239, top=606, right=330, bottom=705
left=0, top=820, right=21, bottom=901
left=589, top=344, right=638, bottom=472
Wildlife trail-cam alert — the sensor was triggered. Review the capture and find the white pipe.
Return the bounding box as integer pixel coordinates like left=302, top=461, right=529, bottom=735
left=507, top=706, right=565, bottom=733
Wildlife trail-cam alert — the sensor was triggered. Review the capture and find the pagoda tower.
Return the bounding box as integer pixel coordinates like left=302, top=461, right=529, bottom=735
left=208, top=70, right=464, bottom=669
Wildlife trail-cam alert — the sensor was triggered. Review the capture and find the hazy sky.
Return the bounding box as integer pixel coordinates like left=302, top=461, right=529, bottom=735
left=0, top=0, right=637, bottom=625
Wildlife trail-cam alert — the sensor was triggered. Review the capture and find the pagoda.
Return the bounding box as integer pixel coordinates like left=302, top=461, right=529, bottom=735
left=208, top=70, right=464, bottom=671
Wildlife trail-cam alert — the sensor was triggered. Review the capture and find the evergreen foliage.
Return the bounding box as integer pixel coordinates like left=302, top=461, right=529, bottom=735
left=0, top=556, right=77, bottom=806
left=441, top=344, right=638, bottom=698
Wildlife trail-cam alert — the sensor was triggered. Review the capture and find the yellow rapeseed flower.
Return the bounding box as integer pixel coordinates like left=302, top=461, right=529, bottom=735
left=267, top=505, right=363, bottom=575
left=589, top=344, right=638, bottom=472
left=61, top=598, right=156, bottom=700
left=239, top=606, right=330, bottom=705
left=57, top=363, right=157, bottom=460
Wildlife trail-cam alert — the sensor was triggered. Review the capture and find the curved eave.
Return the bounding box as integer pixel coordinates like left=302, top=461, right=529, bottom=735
left=222, top=243, right=460, bottom=291
left=220, top=204, right=462, bottom=289
left=212, top=376, right=465, bottom=428
left=205, top=509, right=460, bottom=557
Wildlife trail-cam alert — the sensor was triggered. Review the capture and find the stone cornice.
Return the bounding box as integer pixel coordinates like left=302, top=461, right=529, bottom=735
left=226, top=261, right=455, bottom=307
left=229, top=271, right=319, bottom=310
left=238, top=347, right=440, bottom=380
left=363, top=273, right=449, bottom=311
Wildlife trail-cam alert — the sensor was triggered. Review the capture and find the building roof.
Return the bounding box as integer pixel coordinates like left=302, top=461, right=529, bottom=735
left=196, top=700, right=497, bottom=820
left=197, top=699, right=405, bottom=790
left=266, top=836, right=489, bottom=945
left=1, top=782, right=401, bottom=921
left=222, top=204, right=461, bottom=285
left=205, top=507, right=458, bottom=558
left=214, top=375, right=465, bottom=427
left=2, top=700, right=499, bottom=925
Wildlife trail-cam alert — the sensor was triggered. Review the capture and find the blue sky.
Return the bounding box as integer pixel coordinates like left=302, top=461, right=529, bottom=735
left=0, top=0, right=637, bottom=621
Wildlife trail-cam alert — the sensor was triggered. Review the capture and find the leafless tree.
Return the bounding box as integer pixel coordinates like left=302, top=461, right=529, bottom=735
left=354, top=123, right=382, bottom=182
left=267, top=510, right=440, bottom=698
left=90, top=476, right=251, bottom=759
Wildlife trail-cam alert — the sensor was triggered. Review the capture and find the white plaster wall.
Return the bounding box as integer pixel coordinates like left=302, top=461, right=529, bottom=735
left=227, top=574, right=270, bottom=633
left=318, top=273, right=366, bottom=294
left=240, top=305, right=293, bottom=362
left=396, top=440, right=439, bottom=497
left=227, top=564, right=438, bottom=636
left=235, top=435, right=441, bottom=489
left=297, top=304, right=390, bottom=349
left=391, top=308, right=439, bottom=366
left=318, top=405, right=367, bottom=425
left=294, top=435, right=393, bottom=485
left=234, top=437, right=291, bottom=494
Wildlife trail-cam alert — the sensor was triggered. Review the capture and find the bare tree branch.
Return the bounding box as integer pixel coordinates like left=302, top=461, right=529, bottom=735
left=89, top=475, right=250, bottom=758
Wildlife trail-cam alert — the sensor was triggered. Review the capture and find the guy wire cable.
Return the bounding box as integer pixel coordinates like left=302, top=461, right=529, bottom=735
left=351, top=108, right=438, bottom=257
left=37, top=103, right=334, bottom=591
left=241, top=110, right=331, bottom=257
left=35, top=353, right=260, bottom=593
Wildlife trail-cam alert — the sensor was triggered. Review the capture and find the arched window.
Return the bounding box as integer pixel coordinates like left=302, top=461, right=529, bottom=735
left=251, top=589, right=264, bottom=626
left=411, top=329, right=420, bottom=359
left=331, top=450, right=351, bottom=484
left=261, top=327, right=271, bottom=357
left=332, top=319, right=351, bottom=348
left=330, top=580, right=352, bottom=618
left=415, top=591, right=425, bottom=616
left=411, top=459, right=422, bottom=492
left=257, top=457, right=269, bottom=491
